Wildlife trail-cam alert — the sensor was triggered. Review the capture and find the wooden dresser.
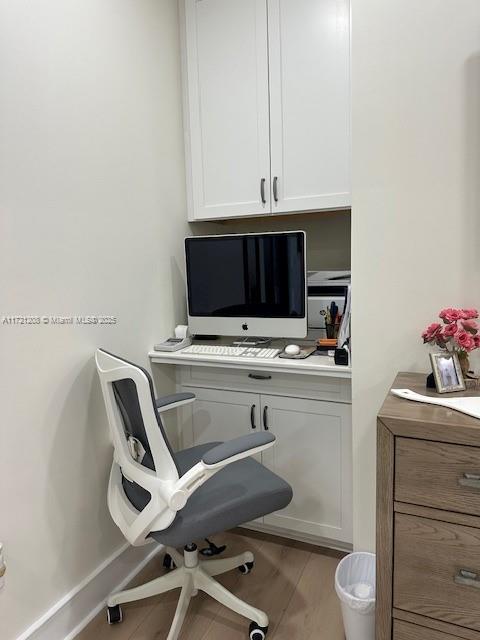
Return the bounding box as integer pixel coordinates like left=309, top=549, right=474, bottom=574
left=377, top=372, right=480, bottom=640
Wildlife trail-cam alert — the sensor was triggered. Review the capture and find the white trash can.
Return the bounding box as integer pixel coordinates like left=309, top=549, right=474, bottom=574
left=335, top=552, right=375, bottom=640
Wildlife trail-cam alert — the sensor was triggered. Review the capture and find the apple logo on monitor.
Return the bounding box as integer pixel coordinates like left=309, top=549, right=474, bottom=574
left=242, top=323, right=248, bottom=331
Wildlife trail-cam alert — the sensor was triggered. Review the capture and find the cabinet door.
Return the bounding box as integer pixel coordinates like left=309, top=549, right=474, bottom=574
left=268, top=0, right=351, bottom=213
left=183, top=0, right=271, bottom=220
left=187, top=387, right=260, bottom=448
left=261, top=395, right=352, bottom=543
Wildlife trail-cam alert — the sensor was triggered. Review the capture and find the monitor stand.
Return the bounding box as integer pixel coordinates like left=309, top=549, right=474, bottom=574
left=232, top=337, right=273, bottom=347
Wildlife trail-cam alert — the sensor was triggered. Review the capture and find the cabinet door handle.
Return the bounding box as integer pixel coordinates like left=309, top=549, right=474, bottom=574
left=273, top=176, right=278, bottom=202
left=250, top=404, right=256, bottom=429
left=455, top=569, right=480, bottom=589
left=263, top=406, right=269, bottom=430
left=260, top=178, right=266, bottom=204
left=458, top=473, right=480, bottom=489
left=248, top=373, right=272, bottom=380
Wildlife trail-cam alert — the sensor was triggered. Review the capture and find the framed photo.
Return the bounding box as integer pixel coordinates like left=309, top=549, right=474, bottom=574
left=430, top=352, right=466, bottom=394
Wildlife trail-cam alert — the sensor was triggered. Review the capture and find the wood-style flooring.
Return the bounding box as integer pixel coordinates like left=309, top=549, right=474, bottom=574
left=76, top=529, right=346, bottom=640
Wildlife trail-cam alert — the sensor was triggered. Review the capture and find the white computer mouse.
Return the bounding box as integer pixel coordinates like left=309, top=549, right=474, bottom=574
left=285, top=344, right=301, bottom=356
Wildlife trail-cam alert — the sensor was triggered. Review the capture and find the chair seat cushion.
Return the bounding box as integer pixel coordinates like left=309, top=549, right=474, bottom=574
left=123, top=442, right=293, bottom=548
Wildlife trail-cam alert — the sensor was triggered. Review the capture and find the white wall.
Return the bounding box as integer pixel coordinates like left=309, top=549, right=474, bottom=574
left=0, top=1, right=189, bottom=638
left=351, top=0, right=480, bottom=550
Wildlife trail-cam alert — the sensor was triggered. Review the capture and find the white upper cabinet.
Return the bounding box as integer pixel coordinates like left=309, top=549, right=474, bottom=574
left=268, top=0, right=351, bottom=213
left=182, top=0, right=271, bottom=220
left=181, top=0, right=351, bottom=221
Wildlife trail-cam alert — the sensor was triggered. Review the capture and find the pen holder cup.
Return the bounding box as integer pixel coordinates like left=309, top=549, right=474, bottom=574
left=325, top=324, right=338, bottom=339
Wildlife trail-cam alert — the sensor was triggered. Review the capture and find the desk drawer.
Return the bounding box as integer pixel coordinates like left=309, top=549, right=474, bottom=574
left=180, top=366, right=351, bottom=403
left=394, top=620, right=460, bottom=640
left=394, top=513, right=480, bottom=632
left=395, top=438, right=480, bottom=516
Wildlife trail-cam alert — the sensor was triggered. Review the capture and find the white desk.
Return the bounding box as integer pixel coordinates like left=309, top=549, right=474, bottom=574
left=149, top=346, right=352, bottom=550
left=149, top=348, right=351, bottom=379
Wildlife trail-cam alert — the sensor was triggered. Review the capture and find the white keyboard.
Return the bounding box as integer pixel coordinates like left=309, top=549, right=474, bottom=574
left=181, top=345, right=280, bottom=359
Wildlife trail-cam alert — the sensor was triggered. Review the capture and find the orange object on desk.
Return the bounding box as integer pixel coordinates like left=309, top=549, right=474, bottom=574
left=316, top=338, right=338, bottom=347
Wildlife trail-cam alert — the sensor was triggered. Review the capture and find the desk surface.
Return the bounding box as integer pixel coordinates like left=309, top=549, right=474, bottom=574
left=379, top=371, right=480, bottom=433
left=149, top=347, right=351, bottom=379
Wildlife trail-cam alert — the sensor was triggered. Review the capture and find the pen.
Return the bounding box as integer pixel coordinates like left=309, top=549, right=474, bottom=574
left=330, top=302, right=338, bottom=325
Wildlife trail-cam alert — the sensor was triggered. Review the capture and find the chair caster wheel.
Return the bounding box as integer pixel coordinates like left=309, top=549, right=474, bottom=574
left=107, top=605, right=123, bottom=625
left=239, top=561, right=254, bottom=575
left=249, top=621, right=268, bottom=640
left=163, top=553, right=176, bottom=571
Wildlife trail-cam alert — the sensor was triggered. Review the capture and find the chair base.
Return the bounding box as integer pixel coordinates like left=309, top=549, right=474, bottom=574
left=107, top=544, right=269, bottom=640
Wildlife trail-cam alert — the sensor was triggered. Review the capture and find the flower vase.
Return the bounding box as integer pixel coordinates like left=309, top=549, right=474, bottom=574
left=458, top=352, right=471, bottom=377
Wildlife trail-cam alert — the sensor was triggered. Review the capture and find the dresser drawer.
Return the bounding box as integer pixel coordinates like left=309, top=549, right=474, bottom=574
left=394, top=513, right=480, bottom=631
left=395, top=438, right=480, bottom=516
left=394, top=620, right=460, bottom=640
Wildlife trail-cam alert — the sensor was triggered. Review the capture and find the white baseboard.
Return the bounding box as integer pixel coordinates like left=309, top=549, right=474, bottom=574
left=16, top=541, right=162, bottom=640
left=240, top=522, right=353, bottom=554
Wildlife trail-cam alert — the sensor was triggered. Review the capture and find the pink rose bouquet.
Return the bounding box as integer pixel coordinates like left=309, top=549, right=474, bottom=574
left=422, top=308, right=480, bottom=354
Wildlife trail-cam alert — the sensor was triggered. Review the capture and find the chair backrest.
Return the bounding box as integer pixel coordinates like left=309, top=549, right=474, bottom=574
left=95, top=349, right=180, bottom=546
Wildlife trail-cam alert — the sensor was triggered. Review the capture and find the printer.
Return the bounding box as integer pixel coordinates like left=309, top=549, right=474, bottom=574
left=307, top=270, right=351, bottom=347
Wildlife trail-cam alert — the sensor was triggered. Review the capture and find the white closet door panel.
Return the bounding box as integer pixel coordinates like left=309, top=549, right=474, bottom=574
left=184, top=0, right=271, bottom=220
left=268, top=0, right=351, bottom=213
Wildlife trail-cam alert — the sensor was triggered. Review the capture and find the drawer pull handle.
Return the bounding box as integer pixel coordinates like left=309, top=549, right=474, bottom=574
left=458, top=473, right=480, bottom=489
left=455, top=569, right=480, bottom=589
left=248, top=373, right=272, bottom=380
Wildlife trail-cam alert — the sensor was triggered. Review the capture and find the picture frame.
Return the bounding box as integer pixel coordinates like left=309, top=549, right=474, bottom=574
left=430, top=352, right=466, bottom=394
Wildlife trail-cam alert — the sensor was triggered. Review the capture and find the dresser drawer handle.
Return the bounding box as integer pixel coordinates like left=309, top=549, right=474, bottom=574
left=455, top=569, right=480, bottom=589
left=248, top=373, right=272, bottom=380
left=458, top=473, right=480, bottom=489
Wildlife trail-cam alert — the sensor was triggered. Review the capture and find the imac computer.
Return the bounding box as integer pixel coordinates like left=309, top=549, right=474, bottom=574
left=185, top=231, right=307, bottom=339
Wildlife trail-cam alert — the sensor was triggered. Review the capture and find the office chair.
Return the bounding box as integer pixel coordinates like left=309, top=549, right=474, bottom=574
left=95, top=349, right=292, bottom=640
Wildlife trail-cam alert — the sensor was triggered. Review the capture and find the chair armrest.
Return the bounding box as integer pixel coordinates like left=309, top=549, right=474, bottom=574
left=165, top=433, right=276, bottom=511
left=155, top=392, right=195, bottom=413
left=202, top=432, right=275, bottom=467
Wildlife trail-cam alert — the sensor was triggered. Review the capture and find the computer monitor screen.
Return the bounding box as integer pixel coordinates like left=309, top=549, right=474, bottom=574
left=185, top=231, right=306, bottom=338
